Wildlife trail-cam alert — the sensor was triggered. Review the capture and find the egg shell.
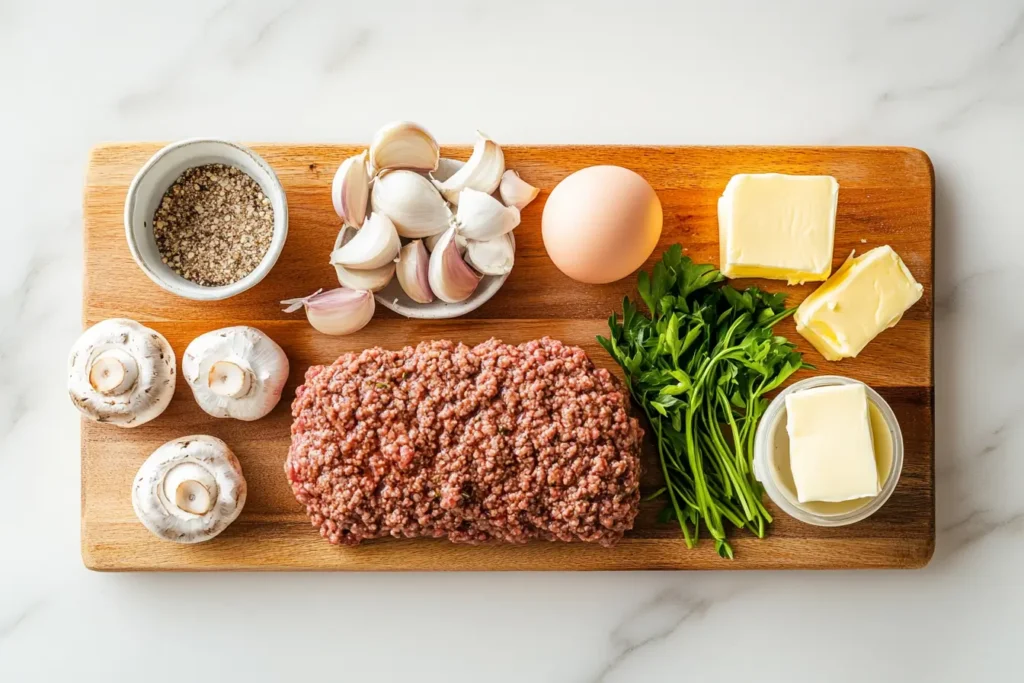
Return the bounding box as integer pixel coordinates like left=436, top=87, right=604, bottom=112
left=541, top=165, right=663, bottom=284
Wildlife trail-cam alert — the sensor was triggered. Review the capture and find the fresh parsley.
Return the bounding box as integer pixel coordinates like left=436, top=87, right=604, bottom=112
left=597, top=245, right=812, bottom=558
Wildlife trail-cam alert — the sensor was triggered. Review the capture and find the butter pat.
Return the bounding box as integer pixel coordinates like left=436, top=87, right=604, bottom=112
left=718, top=173, right=839, bottom=284
left=786, top=384, right=879, bottom=503
left=796, top=245, right=923, bottom=361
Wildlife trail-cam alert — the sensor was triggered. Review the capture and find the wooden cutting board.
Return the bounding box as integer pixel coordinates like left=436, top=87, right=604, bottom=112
left=81, top=144, right=934, bottom=571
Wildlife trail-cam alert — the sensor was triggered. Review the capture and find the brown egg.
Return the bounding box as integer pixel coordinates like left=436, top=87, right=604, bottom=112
left=541, top=166, right=663, bottom=284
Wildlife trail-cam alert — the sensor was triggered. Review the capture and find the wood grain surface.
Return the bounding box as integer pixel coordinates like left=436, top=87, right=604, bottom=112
left=81, top=143, right=934, bottom=571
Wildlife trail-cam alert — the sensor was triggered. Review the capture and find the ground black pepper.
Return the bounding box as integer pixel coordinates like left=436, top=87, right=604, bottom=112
left=153, top=164, right=274, bottom=286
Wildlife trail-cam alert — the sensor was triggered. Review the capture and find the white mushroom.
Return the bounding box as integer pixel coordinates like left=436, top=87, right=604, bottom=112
left=67, top=318, right=176, bottom=428
left=182, top=326, right=289, bottom=421
left=132, top=435, right=247, bottom=544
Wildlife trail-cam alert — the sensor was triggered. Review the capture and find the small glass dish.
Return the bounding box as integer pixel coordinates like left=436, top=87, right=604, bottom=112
left=752, top=375, right=904, bottom=527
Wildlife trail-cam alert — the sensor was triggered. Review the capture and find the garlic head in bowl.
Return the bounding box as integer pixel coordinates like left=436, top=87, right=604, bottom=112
left=324, top=122, right=539, bottom=321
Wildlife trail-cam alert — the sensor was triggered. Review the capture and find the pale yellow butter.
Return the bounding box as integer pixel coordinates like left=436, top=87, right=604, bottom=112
left=786, top=384, right=879, bottom=503
left=718, top=173, right=839, bottom=284
left=795, top=245, right=923, bottom=361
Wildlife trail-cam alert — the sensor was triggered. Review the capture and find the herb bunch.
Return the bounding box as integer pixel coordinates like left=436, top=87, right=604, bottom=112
left=597, top=245, right=811, bottom=558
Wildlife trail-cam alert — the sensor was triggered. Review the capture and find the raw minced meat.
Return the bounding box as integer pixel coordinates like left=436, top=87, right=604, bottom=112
left=285, top=338, right=642, bottom=547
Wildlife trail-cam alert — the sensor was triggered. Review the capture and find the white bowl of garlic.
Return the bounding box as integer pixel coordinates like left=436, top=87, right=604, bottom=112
left=286, top=122, right=538, bottom=330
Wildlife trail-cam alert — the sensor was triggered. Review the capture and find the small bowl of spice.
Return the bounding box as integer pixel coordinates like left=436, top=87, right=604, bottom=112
left=124, top=139, right=287, bottom=300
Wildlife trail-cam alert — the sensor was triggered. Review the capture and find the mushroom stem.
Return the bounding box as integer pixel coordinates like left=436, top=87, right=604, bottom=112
left=88, top=349, right=140, bottom=395
left=161, top=461, right=220, bottom=519
left=133, top=436, right=245, bottom=543
left=175, top=479, right=214, bottom=515
left=208, top=361, right=252, bottom=398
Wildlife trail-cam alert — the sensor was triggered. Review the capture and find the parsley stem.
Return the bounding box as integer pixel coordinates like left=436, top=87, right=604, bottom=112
left=600, top=247, right=805, bottom=558
left=651, top=412, right=693, bottom=548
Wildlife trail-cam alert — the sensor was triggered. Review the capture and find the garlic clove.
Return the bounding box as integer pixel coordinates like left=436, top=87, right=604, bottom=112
left=499, top=170, right=539, bottom=210
left=428, top=227, right=482, bottom=303
left=329, top=213, right=400, bottom=270
left=88, top=348, right=139, bottom=395
left=334, top=262, right=395, bottom=292
left=465, top=233, right=515, bottom=276
left=396, top=239, right=434, bottom=304
left=332, top=226, right=396, bottom=291
left=454, top=188, right=521, bottom=241
left=331, top=151, right=370, bottom=227
left=282, top=288, right=375, bottom=336
left=207, top=360, right=252, bottom=398
left=432, top=158, right=466, bottom=184
left=432, top=132, right=505, bottom=205
left=424, top=229, right=466, bottom=254
left=371, top=170, right=451, bottom=238
left=369, top=121, right=439, bottom=172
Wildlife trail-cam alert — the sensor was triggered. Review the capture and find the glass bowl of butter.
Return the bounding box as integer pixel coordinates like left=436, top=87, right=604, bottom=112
left=753, top=375, right=904, bottom=527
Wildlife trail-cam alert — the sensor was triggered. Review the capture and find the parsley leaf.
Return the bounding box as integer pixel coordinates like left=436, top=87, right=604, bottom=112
left=600, top=247, right=812, bottom=558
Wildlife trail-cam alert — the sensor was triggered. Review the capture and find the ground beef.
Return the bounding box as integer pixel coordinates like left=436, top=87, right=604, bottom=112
left=285, top=338, right=642, bottom=547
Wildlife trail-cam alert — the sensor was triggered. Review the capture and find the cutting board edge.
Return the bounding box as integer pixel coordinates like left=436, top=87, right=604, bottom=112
left=80, top=534, right=937, bottom=572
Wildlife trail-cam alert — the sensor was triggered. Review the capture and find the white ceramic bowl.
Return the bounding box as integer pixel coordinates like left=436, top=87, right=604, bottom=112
left=124, top=139, right=288, bottom=301
left=375, top=271, right=509, bottom=319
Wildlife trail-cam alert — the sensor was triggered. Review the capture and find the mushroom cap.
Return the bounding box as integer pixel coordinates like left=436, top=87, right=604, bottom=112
left=67, top=318, right=176, bottom=428
left=182, top=326, right=290, bottom=421
left=132, top=435, right=247, bottom=543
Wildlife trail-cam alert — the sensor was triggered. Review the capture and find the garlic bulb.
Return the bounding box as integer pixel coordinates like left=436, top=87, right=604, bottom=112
left=132, top=435, right=246, bottom=544
left=432, top=132, right=505, bottom=205
left=499, top=170, right=539, bottom=210
left=282, top=288, right=375, bottom=336
left=330, top=213, right=400, bottom=270
left=182, top=326, right=289, bottom=421
left=318, top=124, right=531, bottom=317
left=332, top=226, right=396, bottom=291
left=428, top=227, right=481, bottom=303
left=331, top=151, right=370, bottom=227
left=396, top=240, right=433, bottom=304
left=371, top=170, right=451, bottom=238
left=369, top=121, right=439, bottom=172
left=454, top=188, right=521, bottom=241
left=67, top=318, right=176, bottom=428
left=465, top=233, right=515, bottom=276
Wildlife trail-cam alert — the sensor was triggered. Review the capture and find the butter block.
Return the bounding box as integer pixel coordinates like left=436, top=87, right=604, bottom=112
left=795, top=245, right=923, bottom=361
left=786, top=384, right=879, bottom=503
left=718, top=173, right=839, bottom=284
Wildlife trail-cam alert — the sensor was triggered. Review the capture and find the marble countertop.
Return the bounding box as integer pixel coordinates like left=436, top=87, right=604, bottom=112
left=2, top=1, right=1021, bottom=680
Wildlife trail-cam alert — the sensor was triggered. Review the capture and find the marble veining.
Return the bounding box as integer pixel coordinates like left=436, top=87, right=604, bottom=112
left=2, top=0, right=1023, bottom=681
left=591, top=591, right=715, bottom=682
